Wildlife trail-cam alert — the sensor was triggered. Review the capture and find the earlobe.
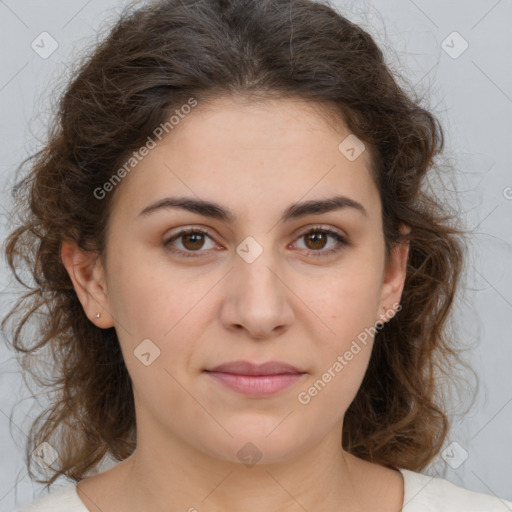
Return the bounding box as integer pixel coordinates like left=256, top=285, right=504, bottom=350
left=60, top=240, right=114, bottom=328
left=377, top=224, right=411, bottom=324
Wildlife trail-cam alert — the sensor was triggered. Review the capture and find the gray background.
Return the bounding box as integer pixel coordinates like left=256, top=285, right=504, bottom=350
left=1, top=0, right=511, bottom=509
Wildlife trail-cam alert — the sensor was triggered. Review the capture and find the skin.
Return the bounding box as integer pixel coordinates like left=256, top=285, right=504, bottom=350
left=61, top=95, right=409, bottom=512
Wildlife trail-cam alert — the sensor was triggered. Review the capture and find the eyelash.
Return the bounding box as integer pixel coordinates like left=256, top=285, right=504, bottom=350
left=163, top=226, right=350, bottom=259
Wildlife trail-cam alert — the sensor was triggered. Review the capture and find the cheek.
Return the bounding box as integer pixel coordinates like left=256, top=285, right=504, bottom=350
left=291, top=251, right=383, bottom=407
left=295, top=329, right=374, bottom=435
left=105, top=243, right=187, bottom=338
left=296, top=277, right=378, bottom=419
left=300, top=262, right=382, bottom=345
left=107, top=254, right=213, bottom=379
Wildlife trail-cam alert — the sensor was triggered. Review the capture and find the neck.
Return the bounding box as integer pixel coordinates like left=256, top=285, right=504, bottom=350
left=117, top=420, right=366, bottom=512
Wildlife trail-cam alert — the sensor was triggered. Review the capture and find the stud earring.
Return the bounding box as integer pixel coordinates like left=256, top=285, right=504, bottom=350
left=94, top=313, right=101, bottom=319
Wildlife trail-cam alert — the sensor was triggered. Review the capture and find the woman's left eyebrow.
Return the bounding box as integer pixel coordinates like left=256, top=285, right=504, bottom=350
left=138, top=195, right=367, bottom=222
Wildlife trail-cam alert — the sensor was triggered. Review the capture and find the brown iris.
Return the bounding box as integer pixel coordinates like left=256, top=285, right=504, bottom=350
left=304, top=231, right=328, bottom=250
left=181, top=232, right=206, bottom=251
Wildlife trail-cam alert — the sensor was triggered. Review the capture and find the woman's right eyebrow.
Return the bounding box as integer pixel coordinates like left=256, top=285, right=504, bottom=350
left=137, top=195, right=368, bottom=223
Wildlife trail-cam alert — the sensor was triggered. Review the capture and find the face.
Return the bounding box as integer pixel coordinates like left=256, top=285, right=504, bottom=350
left=62, top=95, right=408, bottom=466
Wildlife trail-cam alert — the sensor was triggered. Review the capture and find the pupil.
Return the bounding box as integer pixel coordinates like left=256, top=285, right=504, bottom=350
left=185, top=233, right=203, bottom=249
left=308, top=232, right=325, bottom=249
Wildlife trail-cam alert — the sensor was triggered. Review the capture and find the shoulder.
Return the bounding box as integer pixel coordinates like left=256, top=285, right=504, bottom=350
left=16, top=483, right=87, bottom=512
left=399, top=468, right=512, bottom=512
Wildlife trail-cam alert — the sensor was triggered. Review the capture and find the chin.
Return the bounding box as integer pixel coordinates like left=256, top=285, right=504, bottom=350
left=198, top=421, right=315, bottom=466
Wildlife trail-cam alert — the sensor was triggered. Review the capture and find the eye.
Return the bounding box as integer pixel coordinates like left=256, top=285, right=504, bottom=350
left=163, top=225, right=350, bottom=258
left=164, top=228, right=219, bottom=258
left=292, top=226, right=349, bottom=257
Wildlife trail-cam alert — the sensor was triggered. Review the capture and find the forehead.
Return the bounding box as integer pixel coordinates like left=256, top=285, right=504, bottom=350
left=170, top=95, right=369, bottom=160
left=108, top=95, right=379, bottom=225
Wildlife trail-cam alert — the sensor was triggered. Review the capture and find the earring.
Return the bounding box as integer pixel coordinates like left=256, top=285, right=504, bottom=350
left=94, top=313, right=101, bottom=319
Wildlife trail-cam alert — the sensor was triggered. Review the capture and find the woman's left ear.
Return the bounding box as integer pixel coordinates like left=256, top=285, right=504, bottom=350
left=377, top=223, right=411, bottom=324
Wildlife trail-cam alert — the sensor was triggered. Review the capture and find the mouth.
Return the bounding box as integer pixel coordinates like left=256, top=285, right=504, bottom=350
left=203, top=360, right=307, bottom=397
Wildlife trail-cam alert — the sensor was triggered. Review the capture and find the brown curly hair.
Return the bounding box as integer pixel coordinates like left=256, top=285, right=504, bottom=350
left=2, top=0, right=474, bottom=489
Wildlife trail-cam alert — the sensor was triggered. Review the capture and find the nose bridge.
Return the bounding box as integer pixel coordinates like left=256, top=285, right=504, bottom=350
left=221, top=232, right=294, bottom=337
left=234, top=233, right=282, bottom=301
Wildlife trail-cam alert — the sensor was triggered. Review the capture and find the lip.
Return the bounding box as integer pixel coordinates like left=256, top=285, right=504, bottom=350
left=206, top=360, right=304, bottom=375
left=203, top=360, right=307, bottom=397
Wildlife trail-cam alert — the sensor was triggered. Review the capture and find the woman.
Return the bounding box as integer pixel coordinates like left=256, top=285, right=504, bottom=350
left=4, top=0, right=511, bottom=510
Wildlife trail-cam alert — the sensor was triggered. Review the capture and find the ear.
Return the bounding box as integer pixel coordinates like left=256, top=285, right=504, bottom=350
left=377, top=223, right=411, bottom=325
left=60, top=240, right=114, bottom=328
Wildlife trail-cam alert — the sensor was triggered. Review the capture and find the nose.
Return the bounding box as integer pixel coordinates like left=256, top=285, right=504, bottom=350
left=219, top=243, right=294, bottom=340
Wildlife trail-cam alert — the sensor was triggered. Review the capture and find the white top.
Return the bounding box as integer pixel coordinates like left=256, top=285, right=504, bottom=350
left=15, top=468, right=512, bottom=511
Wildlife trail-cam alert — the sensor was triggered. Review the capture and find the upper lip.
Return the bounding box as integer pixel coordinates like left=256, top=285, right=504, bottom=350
left=205, top=360, right=304, bottom=375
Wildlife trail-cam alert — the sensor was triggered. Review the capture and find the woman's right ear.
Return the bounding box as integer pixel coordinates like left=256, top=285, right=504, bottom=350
left=60, top=240, right=114, bottom=328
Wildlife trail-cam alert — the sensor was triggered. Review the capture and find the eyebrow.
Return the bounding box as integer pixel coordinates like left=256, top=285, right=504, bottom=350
left=138, top=195, right=367, bottom=222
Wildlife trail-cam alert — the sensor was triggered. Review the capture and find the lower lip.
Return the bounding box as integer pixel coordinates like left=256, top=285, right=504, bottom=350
left=204, top=371, right=306, bottom=396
